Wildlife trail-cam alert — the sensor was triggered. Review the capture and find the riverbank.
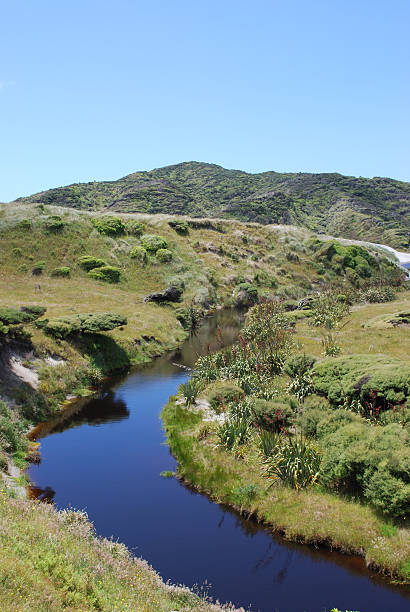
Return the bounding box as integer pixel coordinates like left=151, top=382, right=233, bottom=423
left=0, top=488, right=243, bottom=612
left=162, top=396, right=410, bottom=584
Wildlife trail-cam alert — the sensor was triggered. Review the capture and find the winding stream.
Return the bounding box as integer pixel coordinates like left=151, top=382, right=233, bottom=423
left=29, top=309, right=409, bottom=612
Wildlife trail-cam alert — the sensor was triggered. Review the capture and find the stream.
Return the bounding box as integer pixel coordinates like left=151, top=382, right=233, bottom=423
left=29, top=309, right=409, bottom=612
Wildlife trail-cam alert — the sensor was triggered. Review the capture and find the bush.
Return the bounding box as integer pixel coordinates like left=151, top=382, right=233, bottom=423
left=78, top=255, right=107, bottom=271
left=218, top=418, right=249, bottom=450
left=250, top=398, right=293, bottom=432
left=356, top=263, right=372, bottom=278
left=168, top=220, right=189, bottom=235
left=205, top=380, right=244, bottom=412
left=156, top=248, right=173, bottom=263
left=359, top=286, right=396, bottom=303
left=365, top=469, right=410, bottom=517
left=43, top=215, right=64, bottom=231
left=180, top=378, right=201, bottom=407
left=140, top=234, right=168, bottom=253
left=0, top=306, right=46, bottom=325
left=91, top=216, right=125, bottom=235
left=44, top=312, right=127, bottom=339
left=318, top=422, right=410, bottom=516
left=316, top=409, right=361, bottom=438
left=130, top=245, right=147, bottom=263
left=125, top=219, right=144, bottom=236
left=51, top=266, right=70, bottom=278
left=32, top=261, right=45, bottom=275
left=285, top=354, right=316, bottom=377
left=313, top=355, right=410, bottom=410
left=88, top=266, right=121, bottom=283
left=265, top=436, right=322, bottom=491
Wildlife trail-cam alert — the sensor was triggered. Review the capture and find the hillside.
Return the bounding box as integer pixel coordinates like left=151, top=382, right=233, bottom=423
left=14, top=162, right=410, bottom=248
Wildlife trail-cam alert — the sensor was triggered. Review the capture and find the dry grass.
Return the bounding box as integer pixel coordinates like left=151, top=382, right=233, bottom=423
left=0, top=485, right=242, bottom=611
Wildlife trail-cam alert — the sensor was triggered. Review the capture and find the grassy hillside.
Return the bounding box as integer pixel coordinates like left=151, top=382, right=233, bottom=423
left=0, top=201, right=408, bottom=607
left=14, top=162, right=410, bottom=248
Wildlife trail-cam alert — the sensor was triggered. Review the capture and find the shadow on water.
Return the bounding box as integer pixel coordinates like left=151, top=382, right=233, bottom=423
left=28, top=308, right=409, bottom=612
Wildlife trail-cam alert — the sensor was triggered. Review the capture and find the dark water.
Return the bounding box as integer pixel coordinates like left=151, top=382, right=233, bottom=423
left=29, top=310, right=409, bottom=612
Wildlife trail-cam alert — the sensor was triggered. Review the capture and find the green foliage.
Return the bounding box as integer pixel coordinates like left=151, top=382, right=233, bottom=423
left=168, top=220, right=189, bottom=234
left=51, top=266, right=70, bottom=278
left=140, top=234, right=167, bottom=253
left=77, top=255, right=107, bottom=271
left=156, top=248, right=173, bottom=263
left=0, top=402, right=27, bottom=454
left=17, top=162, right=410, bottom=248
left=218, top=417, right=249, bottom=450
left=265, top=435, right=322, bottom=491
left=88, top=265, right=121, bottom=283
left=257, top=430, right=282, bottom=458
left=0, top=306, right=46, bottom=325
left=231, top=483, right=258, bottom=505
left=179, top=378, right=201, bottom=407
left=319, top=422, right=409, bottom=516
left=175, top=303, right=202, bottom=332
left=43, top=215, right=64, bottom=231
left=129, top=246, right=147, bottom=263
left=250, top=398, right=293, bottom=432
left=32, top=261, right=45, bottom=275
left=313, top=355, right=410, bottom=410
left=310, top=291, right=350, bottom=330
left=205, top=380, right=243, bottom=412
left=285, top=354, right=316, bottom=377
left=124, top=219, right=144, bottom=236
left=91, top=216, right=125, bottom=235
left=359, top=286, right=396, bottom=303
left=44, top=312, right=127, bottom=339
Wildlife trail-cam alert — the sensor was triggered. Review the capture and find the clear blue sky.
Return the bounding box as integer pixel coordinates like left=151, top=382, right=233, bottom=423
left=1, top=0, right=409, bottom=201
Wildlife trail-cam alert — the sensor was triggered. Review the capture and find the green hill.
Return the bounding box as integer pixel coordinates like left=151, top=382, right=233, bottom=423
left=14, top=162, right=410, bottom=248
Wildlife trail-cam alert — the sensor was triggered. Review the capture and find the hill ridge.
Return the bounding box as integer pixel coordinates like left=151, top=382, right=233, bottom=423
left=13, top=161, right=410, bottom=248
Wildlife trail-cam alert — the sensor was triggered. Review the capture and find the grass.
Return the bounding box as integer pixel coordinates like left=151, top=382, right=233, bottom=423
left=0, top=486, right=241, bottom=612
left=162, top=398, right=410, bottom=583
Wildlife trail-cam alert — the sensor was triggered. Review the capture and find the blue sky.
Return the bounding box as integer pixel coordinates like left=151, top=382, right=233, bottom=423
left=1, top=0, right=409, bottom=201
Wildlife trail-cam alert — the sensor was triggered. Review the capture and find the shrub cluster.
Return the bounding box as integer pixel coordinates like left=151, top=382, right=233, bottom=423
left=44, top=312, right=127, bottom=339
left=78, top=256, right=106, bottom=271
left=88, top=266, right=120, bottom=283
left=130, top=246, right=147, bottom=263
left=51, top=267, right=70, bottom=278
left=168, top=220, right=189, bottom=235
left=313, top=355, right=410, bottom=412
left=91, top=216, right=125, bottom=235
left=125, top=219, right=144, bottom=236
left=140, top=234, right=168, bottom=253
left=156, top=248, right=173, bottom=263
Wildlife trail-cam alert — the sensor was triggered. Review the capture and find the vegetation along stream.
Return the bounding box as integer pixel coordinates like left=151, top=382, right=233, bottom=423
left=28, top=309, right=409, bottom=612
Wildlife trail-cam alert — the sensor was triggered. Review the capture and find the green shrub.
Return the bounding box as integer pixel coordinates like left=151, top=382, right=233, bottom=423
left=12, top=247, right=22, bottom=257
left=313, top=355, right=410, bottom=410
left=0, top=306, right=46, bottom=325
left=44, top=312, right=127, bottom=339
left=365, top=469, right=410, bottom=517
left=250, top=398, right=293, bottom=432
left=140, top=234, right=168, bottom=253
left=51, top=266, right=70, bottom=278
left=32, top=261, right=45, bottom=275
left=297, top=407, right=330, bottom=438
left=285, top=354, right=316, bottom=377
left=205, top=380, right=244, bottom=412
left=125, top=219, right=144, bottom=236
left=359, top=286, right=396, bottom=303
left=130, top=245, right=147, bottom=263
left=168, top=220, right=189, bottom=235
left=180, top=378, right=201, bottom=407
left=356, top=263, right=372, bottom=278
left=265, top=436, right=322, bottom=491
left=78, top=255, right=107, bottom=271
left=218, top=418, right=249, bottom=450
left=91, top=216, right=125, bottom=235
left=43, top=215, right=64, bottom=231
left=88, top=266, right=121, bottom=283
left=16, top=219, right=31, bottom=231
left=156, top=248, right=173, bottom=263
left=345, top=267, right=359, bottom=286
left=316, top=409, right=361, bottom=438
